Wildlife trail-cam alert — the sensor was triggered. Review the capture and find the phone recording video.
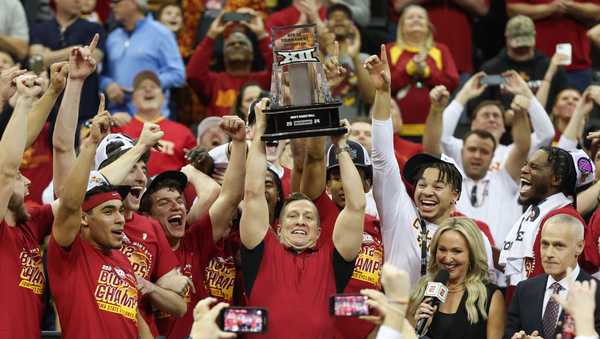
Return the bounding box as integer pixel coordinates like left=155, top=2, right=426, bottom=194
left=218, top=307, right=268, bottom=333
left=330, top=294, right=370, bottom=317
left=222, top=12, right=253, bottom=23
left=480, top=75, right=506, bottom=86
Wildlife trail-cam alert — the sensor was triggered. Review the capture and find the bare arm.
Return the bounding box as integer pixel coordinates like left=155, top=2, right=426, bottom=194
left=565, top=1, right=600, bottom=22
left=504, top=95, right=532, bottom=182
left=506, top=2, right=558, bottom=19
left=577, top=180, right=600, bottom=216
left=332, top=123, right=366, bottom=261
left=536, top=53, right=568, bottom=109
left=486, top=289, right=507, bottom=339
left=422, top=86, right=450, bottom=156
left=240, top=99, right=270, bottom=249
left=300, top=136, right=327, bottom=200
left=290, top=138, right=307, bottom=194
left=454, top=0, right=490, bottom=16
left=137, top=311, right=153, bottom=339
left=183, top=165, right=221, bottom=226
left=589, top=24, right=600, bottom=47
left=53, top=113, right=110, bottom=247
left=30, top=44, right=104, bottom=69
left=208, top=116, right=247, bottom=242
left=138, top=277, right=186, bottom=317
left=562, top=87, right=596, bottom=143
left=0, top=35, right=28, bottom=61
left=348, top=27, right=375, bottom=104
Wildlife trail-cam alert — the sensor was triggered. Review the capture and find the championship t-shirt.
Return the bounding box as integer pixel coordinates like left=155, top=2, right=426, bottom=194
left=121, top=212, right=179, bottom=335
left=156, top=214, right=217, bottom=339
left=0, top=204, right=53, bottom=339
left=113, top=117, right=197, bottom=177
left=204, top=238, right=237, bottom=303
left=47, top=234, right=139, bottom=339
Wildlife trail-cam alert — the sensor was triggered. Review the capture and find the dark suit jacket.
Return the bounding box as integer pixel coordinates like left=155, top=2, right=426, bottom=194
left=503, top=270, right=600, bottom=339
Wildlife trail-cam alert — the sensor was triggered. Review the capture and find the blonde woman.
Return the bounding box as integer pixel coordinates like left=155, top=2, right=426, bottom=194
left=385, top=5, right=458, bottom=141
left=408, top=217, right=506, bottom=339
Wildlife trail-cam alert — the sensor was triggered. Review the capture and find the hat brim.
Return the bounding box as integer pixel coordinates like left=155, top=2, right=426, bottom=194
left=508, top=36, right=535, bottom=48
left=403, top=153, right=449, bottom=184
left=146, top=171, right=188, bottom=196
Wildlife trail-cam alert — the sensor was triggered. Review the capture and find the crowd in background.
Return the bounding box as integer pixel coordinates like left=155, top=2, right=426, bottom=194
left=2, top=0, right=600, bottom=338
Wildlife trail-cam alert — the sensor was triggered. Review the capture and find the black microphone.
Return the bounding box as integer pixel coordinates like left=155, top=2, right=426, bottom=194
left=415, top=270, right=450, bottom=336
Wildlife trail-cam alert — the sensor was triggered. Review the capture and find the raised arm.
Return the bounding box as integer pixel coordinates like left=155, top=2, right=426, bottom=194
left=181, top=165, right=221, bottom=226
left=454, top=0, right=490, bottom=16
left=506, top=2, right=559, bottom=20
left=422, top=86, right=450, bottom=156
left=561, top=86, right=597, bottom=146
left=504, top=94, right=532, bottom=181
left=53, top=35, right=100, bottom=198
left=0, top=66, right=26, bottom=112
left=52, top=112, right=110, bottom=247
left=240, top=99, right=271, bottom=249
left=0, top=75, right=40, bottom=221
left=331, top=122, right=366, bottom=261
left=536, top=52, right=568, bottom=109
left=207, top=116, right=247, bottom=242
left=564, top=1, right=600, bottom=22
left=348, top=26, right=375, bottom=104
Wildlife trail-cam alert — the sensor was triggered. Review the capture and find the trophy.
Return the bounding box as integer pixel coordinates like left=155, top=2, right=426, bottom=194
left=262, top=24, right=346, bottom=141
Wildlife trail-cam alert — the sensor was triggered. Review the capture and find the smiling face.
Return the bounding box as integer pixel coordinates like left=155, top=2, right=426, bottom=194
left=240, top=85, right=262, bottom=119
left=461, top=134, right=494, bottom=180
left=519, top=150, right=555, bottom=206
left=149, top=187, right=187, bottom=244
left=435, top=230, right=470, bottom=283
left=471, top=104, right=505, bottom=141
left=540, top=217, right=583, bottom=281
left=83, top=199, right=126, bottom=250
left=349, top=122, right=372, bottom=154
left=277, top=199, right=320, bottom=251
left=414, top=168, right=458, bottom=223
left=553, top=89, right=581, bottom=122
left=122, top=161, right=148, bottom=211
left=133, top=79, right=164, bottom=114
left=326, top=9, right=352, bottom=39
left=224, top=32, right=253, bottom=65
left=159, top=4, right=183, bottom=33
left=326, top=167, right=370, bottom=209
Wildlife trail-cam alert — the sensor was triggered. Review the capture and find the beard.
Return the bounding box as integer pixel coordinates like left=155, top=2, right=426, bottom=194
left=8, top=195, right=29, bottom=225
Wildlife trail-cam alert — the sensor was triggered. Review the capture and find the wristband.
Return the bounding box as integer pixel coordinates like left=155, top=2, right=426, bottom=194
left=336, top=145, right=352, bottom=156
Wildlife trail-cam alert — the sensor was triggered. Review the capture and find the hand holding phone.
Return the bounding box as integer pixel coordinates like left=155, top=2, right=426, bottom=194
left=480, top=75, right=506, bottom=86
left=555, top=43, right=572, bottom=66
left=218, top=307, right=268, bottom=333
left=222, top=12, right=253, bottom=23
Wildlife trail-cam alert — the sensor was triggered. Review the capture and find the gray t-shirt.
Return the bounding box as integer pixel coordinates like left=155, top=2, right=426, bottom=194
left=0, top=0, right=29, bottom=42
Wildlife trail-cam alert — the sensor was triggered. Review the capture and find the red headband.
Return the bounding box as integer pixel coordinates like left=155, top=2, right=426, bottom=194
left=82, top=191, right=122, bottom=212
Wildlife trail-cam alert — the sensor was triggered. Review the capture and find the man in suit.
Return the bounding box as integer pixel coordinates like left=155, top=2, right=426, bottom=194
left=504, top=214, right=600, bottom=339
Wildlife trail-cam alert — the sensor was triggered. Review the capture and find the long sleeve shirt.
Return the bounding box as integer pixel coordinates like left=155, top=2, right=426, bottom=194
left=100, top=16, right=185, bottom=117
left=186, top=36, right=272, bottom=117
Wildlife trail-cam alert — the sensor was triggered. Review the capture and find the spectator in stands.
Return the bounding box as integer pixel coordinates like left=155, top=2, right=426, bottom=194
left=590, top=24, right=600, bottom=48
left=387, top=5, right=458, bottom=141
left=477, top=15, right=569, bottom=113
left=504, top=214, right=600, bottom=339
left=409, top=217, right=506, bottom=339
left=187, top=10, right=271, bottom=117
left=101, top=0, right=185, bottom=117
left=81, top=0, right=102, bottom=23
left=349, top=118, right=372, bottom=154
left=157, top=2, right=183, bottom=35
left=441, top=72, right=554, bottom=171
left=112, top=70, right=196, bottom=176
left=196, top=116, right=228, bottom=151
left=424, top=82, right=531, bottom=251
left=29, top=0, right=105, bottom=122
left=266, top=0, right=327, bottom=29
left=241, top=97, right=366, bottom=338
left=230, top=82, right=265, bottom=121
left=325, top=3, right=372, bottom=119
left=0, top=0, right=29, bottom=61
left=507, top=0, right=600, bottom=91
left=551, top=87, right=581, bottom=140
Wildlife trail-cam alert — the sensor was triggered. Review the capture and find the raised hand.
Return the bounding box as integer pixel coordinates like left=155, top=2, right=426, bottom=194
left=430, top=85, right=450, bottom=112
left=346, top=25, right=361, bottom=58
left=69, top=33, right=99, bottom=80
left=502, top=70, right=533, bottom=98
left=139, top=122, right=164, bottom=149
left=15, top=74, right=44, bottom=98
left=331, top=119, right=350, bottom=148
left=189, top=297, right=236, bottom=339
left=49, top=61, right=69, bottom=93
left=185, top=146, right=215, bottom=175
left=0, top=66, right=27, bottom=101
left=237, top=8, right=266, bottom=38
left=456, top=72, right=487, bottom=105
left=323, top=41, right=346, bottom=87
left=363, top=44, right=391, bottom=92
left=511, top=94, right=531, bottom=115
left=254, top=97, right=270, bottom=131
left=88, top=112, right=111, bottom=144
left=220, top=115, right=246, bottom=142
left=207, top=13, right=232, bottom=39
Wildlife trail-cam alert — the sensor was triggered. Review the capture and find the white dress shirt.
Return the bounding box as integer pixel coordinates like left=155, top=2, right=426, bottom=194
left=375, top=325, right=403, bottom=339
left=542, top=265, right=580, bottom=317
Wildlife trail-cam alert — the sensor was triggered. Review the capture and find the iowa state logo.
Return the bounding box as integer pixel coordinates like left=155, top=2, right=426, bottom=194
left=275, top=47, right=319, bottom=66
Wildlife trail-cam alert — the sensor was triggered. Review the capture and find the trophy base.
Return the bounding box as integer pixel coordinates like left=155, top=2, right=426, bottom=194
left=261, top=102, right=347, bottom=142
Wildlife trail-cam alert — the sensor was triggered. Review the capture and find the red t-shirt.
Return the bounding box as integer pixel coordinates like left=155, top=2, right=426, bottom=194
left=113, top=117, right=197, bottom=176
left=156, top=214, right=217, bottom=339
left=0, top=205, right=53, bottom=338
left=47, top=234, right=139, bottom=339
left=265, top=5, right=327, bottom=32
left=581, top=207, right=600, bottom=273
left=506, top=0, right=598, bottom=71
left=393, top=135, right=423, bottom=172
left=21, top=123, right=53, bottom=205
left=121, top=212, right=179, bottom=336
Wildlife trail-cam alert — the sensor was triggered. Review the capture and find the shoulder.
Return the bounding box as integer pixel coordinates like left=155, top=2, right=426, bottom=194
left=433, top=42, right=452, bottom=54
left=146, top=19, right=174, bottom=38
left=516, top=274, right=547, bottom=291
left=542, top=205, right=582, bottom=223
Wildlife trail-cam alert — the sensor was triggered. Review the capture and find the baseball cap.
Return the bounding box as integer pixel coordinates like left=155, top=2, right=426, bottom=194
left=83, top=171, right=130, bottom=212
left=403, top=153, right=464, bottom=195
left=326, top=3, right=353, bottom=20
left=95, top=133, right=136, bottom=170
left=505, top=15, right=535, bottom=48
left=197, top=117, right=224, bottom=139
left=133, top=70, right=161, bottom=91
left=326, top=140, right=372, bottom=180
left=139, top=171, right=188, bottom=213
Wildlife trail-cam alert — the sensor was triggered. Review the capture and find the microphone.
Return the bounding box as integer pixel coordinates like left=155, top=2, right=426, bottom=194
left=415, top=270, right=450, bottom=336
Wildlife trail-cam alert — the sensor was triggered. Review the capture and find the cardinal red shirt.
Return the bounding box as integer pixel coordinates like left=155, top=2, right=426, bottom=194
left=113, top=116, right=197, bottom=176
left=21, top=123, right=53, bottom=205
left=156, top=214, right=218, bottom=339
left=581, top=207, right=600, bottom=273
left=120, top=212, right=179, bottom=335
left=47, top=234, right=139, bottom=339
left=265, top=5, right=326, bottom=32
left=0, top=205, right=53, bottom=339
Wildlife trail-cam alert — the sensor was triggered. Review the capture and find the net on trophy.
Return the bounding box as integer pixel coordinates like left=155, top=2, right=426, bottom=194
left=262, top=24, right=346, bottom=141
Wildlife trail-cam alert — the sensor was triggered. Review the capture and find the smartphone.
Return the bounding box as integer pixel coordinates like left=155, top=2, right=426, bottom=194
left=218, top=307, right=268, bottom=333
left=222, top=12, right=253, bottom=23
left=480, top=75, right=506, bottom=86
left=329, top=294, right=370, bottom=317
left=556, top=43, right=572, bottom=66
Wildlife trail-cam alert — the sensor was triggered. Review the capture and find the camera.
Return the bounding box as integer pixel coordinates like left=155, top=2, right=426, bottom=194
left=329, top=294, right=371, bottom=317
left=480, top=75, right=506, bottom=86
left=218, top=307, right=268, bottom=333
left=222, top=12, right=254, bottom=23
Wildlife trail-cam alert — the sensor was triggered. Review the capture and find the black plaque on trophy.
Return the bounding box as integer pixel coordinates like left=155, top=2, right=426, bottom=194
left=262, top=24, right=346, bottom=141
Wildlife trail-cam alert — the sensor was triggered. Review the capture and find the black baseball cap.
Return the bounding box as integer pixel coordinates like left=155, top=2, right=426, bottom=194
left=326, top=140, right=372, bottom=180
left=139, top=171, right=188, bottom=212
left=403, top=153, right=463, bottom=195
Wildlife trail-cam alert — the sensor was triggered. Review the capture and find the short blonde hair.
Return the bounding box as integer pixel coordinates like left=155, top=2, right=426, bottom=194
left=395, top=5, right=435, bottom=51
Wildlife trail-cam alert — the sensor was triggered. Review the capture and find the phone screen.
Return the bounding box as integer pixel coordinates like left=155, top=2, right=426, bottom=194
left=480, top=75, right=506, bottom=86
left=330, top=294, right=370, bottom=317
left=220, top=307, right=267, bottom=333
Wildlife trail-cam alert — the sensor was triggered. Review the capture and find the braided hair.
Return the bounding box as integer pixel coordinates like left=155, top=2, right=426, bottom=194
left=413, top=162, right=463, bottom=197
left=541, top=146, right=577, bottom=208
